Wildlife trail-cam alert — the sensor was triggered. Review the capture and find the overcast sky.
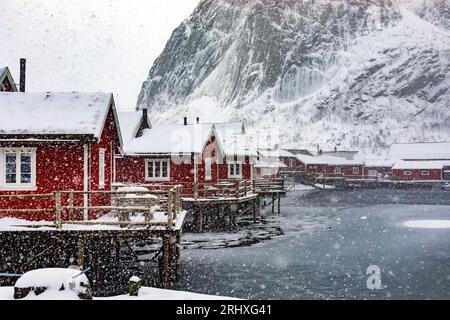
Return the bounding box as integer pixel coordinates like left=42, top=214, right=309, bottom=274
left=0, top=0, right=200, bottom=110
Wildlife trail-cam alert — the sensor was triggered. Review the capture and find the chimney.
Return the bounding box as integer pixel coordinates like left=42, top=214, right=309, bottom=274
left=334, top=146, right=338, bottom=153
left=19, top=58, right=26, bottom=92
left=196, top=117, right=200, bottom=124
left=184, top=117, right=188, bottom=126
left=142, top=108, right=150, bottom=129
left=319, top=149, right=323, bottom=155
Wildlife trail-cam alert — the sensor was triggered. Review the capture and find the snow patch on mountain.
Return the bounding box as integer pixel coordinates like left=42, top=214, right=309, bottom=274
left=137, top=0, right=450, bottom=155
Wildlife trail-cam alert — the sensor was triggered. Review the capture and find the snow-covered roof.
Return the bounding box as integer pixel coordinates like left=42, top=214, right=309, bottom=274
left=317, top=155, right=364, bottom=166
left=279, top=149, right=295, bottom=158
left=364, top=159, right=395, bottom=168
left=125, top=123, right=213, bottom=155
left=0, top=92, right=115, bottom=138
left=213, top=122, right=257, bottom=157
left=295, top=154, right=328, bottom=165
left=0, top=67, right=6, bottom=77
left=219, top=133, right=258, bottom=157
left=118, top=111, right=144, bottom=144
left=254, top=159, right=287, bottom=168
left=392, top=160, right=450, bottom=170
left=389, top=143, right=450, bottom=160
left=296, top=154, right=363, bottom=166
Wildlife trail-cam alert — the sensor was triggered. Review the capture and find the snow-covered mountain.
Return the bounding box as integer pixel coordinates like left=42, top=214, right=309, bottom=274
left=137, top=0, right=450, bottom=154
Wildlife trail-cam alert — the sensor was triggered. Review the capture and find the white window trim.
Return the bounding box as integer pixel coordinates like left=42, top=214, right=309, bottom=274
left=353, top=167, right=359, bottom=175
left=404, top=170, right=412, bottom=176
left=334, top=166, right=342, bottom=174
left=99, top=148, right=106, bottom=189
left=205, top=158, right=212, bottom=181
left=421, top=170, right=430, bottom=176
left=0, top=147, right=37, bottom=191
left=368, top=169, right=378, bottom=178
left=145, top=159, right=170, bottom=181
left=228, top=161, right=243, bottom=179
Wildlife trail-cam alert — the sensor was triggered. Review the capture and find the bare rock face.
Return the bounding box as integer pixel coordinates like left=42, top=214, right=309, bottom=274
left=137, top=0, right=450, bottom=152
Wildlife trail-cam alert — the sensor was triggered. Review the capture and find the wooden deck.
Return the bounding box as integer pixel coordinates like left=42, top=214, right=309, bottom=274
left=0, top=187, right=185, bottom=293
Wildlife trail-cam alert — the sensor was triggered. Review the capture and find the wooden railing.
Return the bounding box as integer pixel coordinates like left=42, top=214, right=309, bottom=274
left=113, top=180, right=255, bottom=200
left=0, top=186, right=182, bottom=230
left=253, top=178, right=285, bottom=193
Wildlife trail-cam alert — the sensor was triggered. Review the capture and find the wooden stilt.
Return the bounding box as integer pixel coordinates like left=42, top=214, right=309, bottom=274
left=77, top=239, right=84, bottom=269
left=161, top=235, right=170, bottom=288
left=277, top=195, right=281, bottom=214
left=252, top=199, right=257, bottom=222
left=271, top=194, right=275, bottom=214
left=197, top=206, right=204, bottom=233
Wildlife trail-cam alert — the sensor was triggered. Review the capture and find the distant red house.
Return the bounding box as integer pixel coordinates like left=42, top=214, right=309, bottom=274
left=294, top=154, right=327, bottom=177
left=0, top=92, right=123, bottom=220
left=363, top=160, right=394, bottom=179
left=0, top=67, right=18, bottom=92
left=116, top=113, right=255, bottom=191
left=392, top=161, right=449, bottom=181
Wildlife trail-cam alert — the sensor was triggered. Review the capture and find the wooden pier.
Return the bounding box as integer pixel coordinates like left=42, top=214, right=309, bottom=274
left=0, top=186, right=185, bottom=295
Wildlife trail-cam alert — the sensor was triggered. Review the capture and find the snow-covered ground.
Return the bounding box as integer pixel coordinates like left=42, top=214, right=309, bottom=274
left=0, top=286, right=238, bottom=300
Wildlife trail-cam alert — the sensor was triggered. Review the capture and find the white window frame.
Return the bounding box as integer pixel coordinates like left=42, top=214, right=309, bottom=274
left=0, top=148, right=37, bottom=190
left=421, top=170, right=430, bottom=176
left=99, top=148, right=106, bottom=189
left=205, top=158, right=212, bottom=181
left=404, top=170, right=412, bottom=176
left=368, top=169, right=378, bottom=178
left=334, top=166, right=342, bottom=174
left=145, top=159, right=170, bottom=181
left=228, top=161, right=243, bottom=179
left=353, top=167, right=359, bottom=175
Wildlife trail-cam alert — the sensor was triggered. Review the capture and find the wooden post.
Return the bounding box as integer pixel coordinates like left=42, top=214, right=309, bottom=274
left=77, top=239, right=84, bottom=269
left=55, top=191, right=62, bottom=229
left=252, top=199, right=257, bottom=222
left=68, top=190, right=74, bottom=221
left=271, top=194, right=275, bottom=214
left=277, top=194, right=281, bottom=214
left=194, top=182, right=199, bottom=200
left=167, top=191, right=173, bottom=229
left=161, top=235, right=170, bottom=288
left=197, top=206, right=203, bottom=232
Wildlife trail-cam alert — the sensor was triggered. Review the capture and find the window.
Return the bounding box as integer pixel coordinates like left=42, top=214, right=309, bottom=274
left=404, top=170, right=412, bottom=176
left=146, top=159, right=170, bottom=181
left=421, top=170, right=430, bottom=176
left=205, top=158, right=212, bottom=181
left=368, top=169, right=378, bottom=178
left=334, top=167, right=342, bottom=174
left=289, top=159, right=295, bottom=168
left=0, top=148, right=36, bottom=190
left=228, top=162, right=242, bottom=179
left=353, top=167, right=360, bottom=175
left=99, top=149, right=105, bottom=189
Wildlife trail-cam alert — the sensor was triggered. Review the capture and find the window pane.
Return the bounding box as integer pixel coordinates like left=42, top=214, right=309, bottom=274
left=21, top=163, right=31, bottom=174
left=162, top=161, right=168, bottom=178
left=21, top=174, right=31, bottom=183
left=148, top=161, right=154, bottom=178
left=6, top=153, right=16, bottom=164
left=21, top=153, right=31, bottom=163
left=236, top=164, right=241, bottom=176
left=6, top=162, right=16, bottom=174
left=229, top=164, right=234, bottom=176
left=6, top=174, right=16, bottom=183
left=155, top=161, right=161, bottom=177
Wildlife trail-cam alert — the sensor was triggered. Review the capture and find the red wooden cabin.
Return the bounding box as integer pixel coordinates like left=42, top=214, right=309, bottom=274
left=116, top=113, right=255, bottom=194
left=318, top=155, right=364, bottom=180
left=392, top=161, right=449, bottom=181
left=294, top=154, right=327, bottom=177
left=0, top=92, right=123, bottom=220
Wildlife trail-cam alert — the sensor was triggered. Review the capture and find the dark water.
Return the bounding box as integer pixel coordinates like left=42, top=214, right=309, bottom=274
left=174, top=189, right=450, bottom=299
